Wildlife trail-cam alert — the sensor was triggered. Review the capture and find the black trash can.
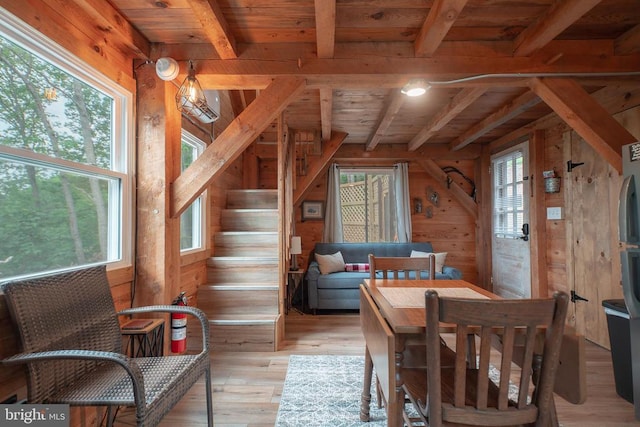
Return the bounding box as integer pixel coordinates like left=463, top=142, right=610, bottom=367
left=602, top=299, right=634, bottom=403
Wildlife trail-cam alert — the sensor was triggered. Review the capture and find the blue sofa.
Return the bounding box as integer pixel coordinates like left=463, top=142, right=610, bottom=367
left=305, top=242, right=462, bottom=313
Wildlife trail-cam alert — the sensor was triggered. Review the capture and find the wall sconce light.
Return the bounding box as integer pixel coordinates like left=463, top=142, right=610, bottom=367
left=290, top=236, right=302, bottom=271
left=401, top=79, right=430, bottom=97
left=155, top=57, right=180, bottom=81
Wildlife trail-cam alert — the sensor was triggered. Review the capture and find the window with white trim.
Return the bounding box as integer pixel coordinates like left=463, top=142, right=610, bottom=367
left=180, top=131, right=205, bottom=252
left=0, top=12, right=133, bottom=281
left=339, top=168, right=398, bottom=242
left=492, top=150, right=525, bottom=238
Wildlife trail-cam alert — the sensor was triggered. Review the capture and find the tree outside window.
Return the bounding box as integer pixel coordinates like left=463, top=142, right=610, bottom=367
left=0, top=20, right=132, bottom=281
left=180, top=131, right=205, bottom=252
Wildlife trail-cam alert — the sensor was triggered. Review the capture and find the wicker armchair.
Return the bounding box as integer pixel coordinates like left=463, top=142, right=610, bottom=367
left=1, top=265, right=213, bottom=427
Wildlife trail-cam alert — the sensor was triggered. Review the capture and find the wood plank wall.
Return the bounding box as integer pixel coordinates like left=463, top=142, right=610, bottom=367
left=259, top=155, right=479, bottom=283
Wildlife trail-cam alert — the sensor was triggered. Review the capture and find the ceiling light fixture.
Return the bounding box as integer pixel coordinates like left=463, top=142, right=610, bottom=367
left=176, top=61, right=219, bottom=123
left=401, top=79, right=430, bottom=97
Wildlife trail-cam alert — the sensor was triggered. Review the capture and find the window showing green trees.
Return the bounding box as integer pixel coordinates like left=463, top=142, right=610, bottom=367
left=180, top=131, right=205, bottom=251
left=0, top=21, right=131, bottom=281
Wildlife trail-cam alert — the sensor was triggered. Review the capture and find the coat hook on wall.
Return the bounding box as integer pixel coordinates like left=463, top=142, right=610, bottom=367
left=567, top=160, right=585, bottom=172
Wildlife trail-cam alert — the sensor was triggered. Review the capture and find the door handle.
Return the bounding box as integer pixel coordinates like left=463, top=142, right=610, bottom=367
left=519, top=223, right=529, bottom=241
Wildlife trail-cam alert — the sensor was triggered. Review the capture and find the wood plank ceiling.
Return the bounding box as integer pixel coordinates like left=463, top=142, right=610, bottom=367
left=101, top=0, right=639, bottom=158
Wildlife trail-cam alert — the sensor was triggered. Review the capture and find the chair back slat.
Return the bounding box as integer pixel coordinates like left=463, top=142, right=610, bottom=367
left=369, top=254, right=436, bottom=281
left=423, top=290, right=569, bottom=427
left=475, top=327, right=492, bottom=409
left=2, top=265, right=122, bottom=403
left=498, top=326, right=516, bottom=409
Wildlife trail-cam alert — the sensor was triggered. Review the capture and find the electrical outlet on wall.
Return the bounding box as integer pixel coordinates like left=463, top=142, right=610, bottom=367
left=547, top=207, right=562, bottom=220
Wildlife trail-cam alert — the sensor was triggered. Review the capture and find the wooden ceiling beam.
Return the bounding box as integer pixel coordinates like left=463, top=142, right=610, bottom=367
left=615, top=24, right=640, bottom=55
left=528, top=77, right=636, bottom=173
left=366, top=90, right=405, bottom=152
left=73, top=0, right=150, bottom=59
left=171, top=76, right=305, bottom=217
left=513, top=0, right=602, bottom=57
left=314, top=0, right=336, bottom=59
left=335, top=143, right=481, bottom=162
left=415, top=158, right=478, bottom=219
left=408, top=87, right=486, bottom=151
left=449, top=90, right=542, bottom=151
left=293, top=131, right=347, bottom=206
left=319, top=88, right=333, bottom=142
left=256, top=143, right=481, bottom=161
left=490, top=85, right=640, bottom=153
left=415, top=0, right=468, bottom=57
left=228, top=91, right=245, bottom=117
left=185, top=0, right=238, bottom=59
left=191, top=54, right=638, bottom=90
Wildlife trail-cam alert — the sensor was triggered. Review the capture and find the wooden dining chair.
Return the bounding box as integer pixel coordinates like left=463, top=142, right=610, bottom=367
left=402, top=290, right=569, bottom=427
left=369, top=253, right=436, bottom=281
left=367, top=253, right=440, bottom=411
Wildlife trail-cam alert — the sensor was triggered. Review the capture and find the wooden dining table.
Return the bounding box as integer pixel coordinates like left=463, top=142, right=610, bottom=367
left=358, top=278, right=500, bottom=427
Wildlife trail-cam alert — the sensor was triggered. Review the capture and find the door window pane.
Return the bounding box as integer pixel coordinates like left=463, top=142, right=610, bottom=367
left=492, top=151, right=524, bottom=238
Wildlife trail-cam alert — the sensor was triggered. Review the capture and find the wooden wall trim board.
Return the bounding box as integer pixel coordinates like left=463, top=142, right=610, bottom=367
left=530, top=130, right=548, bottom=299
left=277, top=114, right=288, bottom=350
left=478, top=145, right=493, bottom=291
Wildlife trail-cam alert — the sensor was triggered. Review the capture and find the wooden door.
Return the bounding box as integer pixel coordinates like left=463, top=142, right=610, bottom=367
left=491, top=142, right=531, bottom=299
left=568, top=133, right=623, bottom=348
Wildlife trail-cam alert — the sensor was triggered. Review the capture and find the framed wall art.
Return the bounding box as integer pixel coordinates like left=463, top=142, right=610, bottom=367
left=302, top=201, right=324, bottom=221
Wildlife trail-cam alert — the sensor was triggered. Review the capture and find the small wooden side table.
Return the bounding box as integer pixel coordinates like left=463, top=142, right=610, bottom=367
left=287, top=269, right=305, bottom=314
left=121, top=318, right=165, bottom=357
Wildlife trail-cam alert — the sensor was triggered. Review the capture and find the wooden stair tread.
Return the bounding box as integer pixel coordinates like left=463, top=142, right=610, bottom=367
left=201, top=283, right=279, bottom=290
left=215, top=231, right=278, bottom=236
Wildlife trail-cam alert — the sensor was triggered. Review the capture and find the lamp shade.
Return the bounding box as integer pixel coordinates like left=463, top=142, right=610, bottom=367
left=155, top=57, right=179, bottom=81
left=291, top=236, right=302, bottom=255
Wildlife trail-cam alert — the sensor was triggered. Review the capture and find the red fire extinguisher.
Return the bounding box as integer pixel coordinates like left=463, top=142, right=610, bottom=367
left=171, top=292, right=188, bottom=354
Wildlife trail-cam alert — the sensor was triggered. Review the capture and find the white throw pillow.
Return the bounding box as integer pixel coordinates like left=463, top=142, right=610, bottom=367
left=410, top=250, right=448, bottom=273
left=316, top=251, right=346, bottom=275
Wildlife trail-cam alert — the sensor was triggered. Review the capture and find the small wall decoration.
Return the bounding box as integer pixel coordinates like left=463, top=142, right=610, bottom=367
left=543, top=169, right=561, bottom=193
left=302, top=201, right=324, bottom=220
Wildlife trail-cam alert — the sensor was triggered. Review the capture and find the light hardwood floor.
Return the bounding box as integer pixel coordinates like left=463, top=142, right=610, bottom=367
left=121, top=312, right=637, bottom=427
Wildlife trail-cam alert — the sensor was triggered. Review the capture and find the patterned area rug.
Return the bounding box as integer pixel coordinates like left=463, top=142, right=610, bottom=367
left=275, top=355, right=387, bottom=427
left=275, top=354, right=520, bottom=427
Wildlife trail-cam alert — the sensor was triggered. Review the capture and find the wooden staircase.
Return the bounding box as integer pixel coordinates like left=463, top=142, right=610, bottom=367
left=198, top=189, right=282, bottom=351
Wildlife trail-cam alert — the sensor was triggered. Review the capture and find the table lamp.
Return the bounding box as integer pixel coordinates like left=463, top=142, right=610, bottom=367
left=291, top=236, right=302, bottom=270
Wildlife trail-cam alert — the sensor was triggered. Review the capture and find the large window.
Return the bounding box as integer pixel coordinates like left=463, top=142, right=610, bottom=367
left=340, top=168, right=398, bottom=242
left=180, top=131, right=205, bottom=252
left=492, top=150, right=525, bottom=238
left=0, top=13, right=133, bottom=281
